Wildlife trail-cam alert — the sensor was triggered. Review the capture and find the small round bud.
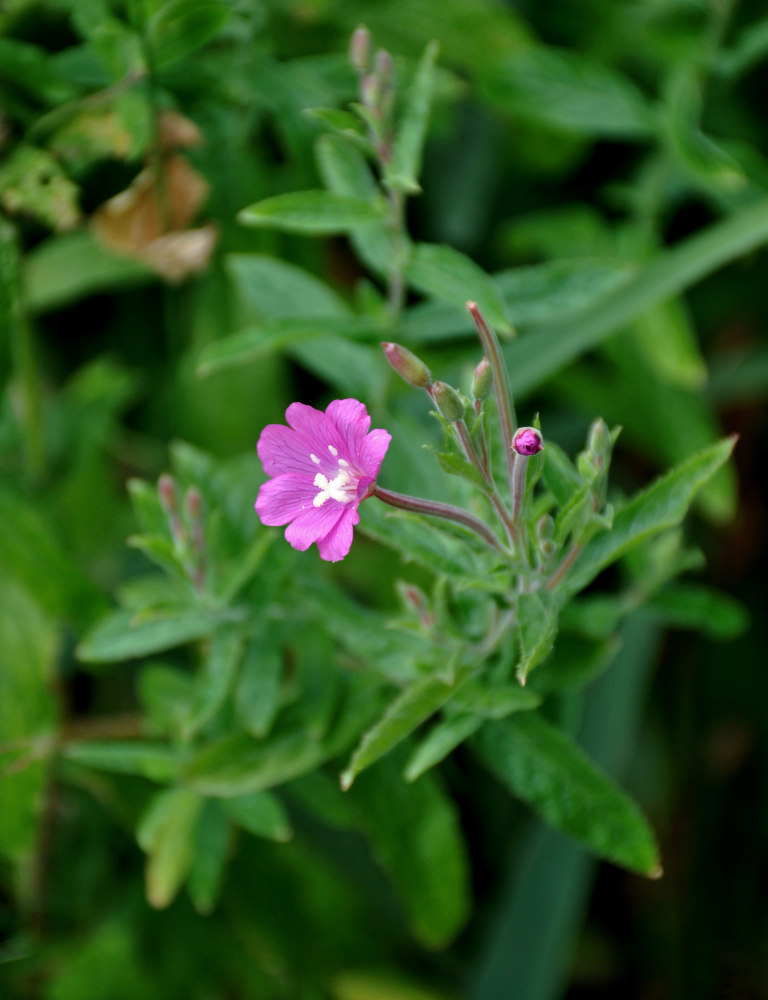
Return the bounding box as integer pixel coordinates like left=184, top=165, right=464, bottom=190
left=381, top=342, right=432, bottom=388
left=431, top=381, right=464, bottom=423
left=471, top=357, right=492, bottom=401
left=374, top=49, right=394, bottom=86
left=588, top=417, right=610, bottom=458
left=349, top=25, right=371, bottom=73
left=157, top=474, right=177, bottom=514
left=512, top=426, right=543, bottom=456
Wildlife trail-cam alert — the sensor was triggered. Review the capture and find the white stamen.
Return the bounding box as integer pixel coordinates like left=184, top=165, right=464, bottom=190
left=313, top=469, right=354, bottom=507
left=338, top=458, right=349, bottom=467
left=328, top=445, right=338, bottom=456
left=310, top=453, right=321, bottom=464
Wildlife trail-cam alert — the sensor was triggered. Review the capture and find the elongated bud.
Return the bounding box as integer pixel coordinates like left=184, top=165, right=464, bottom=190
left=157, top=474, right=178, bottom=514
left=431, top=381, right=464, bottom=423
left=381, top=341, right=432, bottom=388
left=349, top=25, right=371, bottom=73
left=374, top=49, right=394, bottom=86
left=512, top=426, right=543, bottom=456
left=361, top=73, right=381, bottom=111
left=184, top=485, right=203, bottom=522
left=472, top=357, right=492, bottom=401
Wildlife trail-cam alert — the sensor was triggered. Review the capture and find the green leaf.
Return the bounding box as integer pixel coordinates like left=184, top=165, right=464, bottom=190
left=227, top=253, right=350, bottom=320
left=507, top=197, right=768, bottom=397
left=644, top=583, right=749, bottom=640
left=563, top=437, right=737, bottom=597
left=516, top=591, right=558, bottom=684
left=404, top=714, right=481, bottom=782
left=406, top=242, right=511, bottom=333
left=186, top=798, right=231, bottom=915
left=0, top=146, right=80, bottom=231
left=388, top=40, right=440, bottom=194
left=196, top=316, right=382, bottom=376
left=473, top=715, right=660, bottom=876
left=450, top=680, right=541, bottom=718
left=127, top=478, right=169, bottom=537
left=184, top=625, right=245, bottom=738
left=315, top=133, right=391, bottom=274
left=77, top=608, right=216, bottom=664
left=341, top=665, right=473, bottom=789
left=62, top=741, right=181, bottom=783
left=426, top=446, right=488, bottom=492
left=127, top=534, right=189, bottom=586
left=348, top=753, right=469, bottom=947
left=485, top=46, right=654, bottom=138
left=25, top=231, right=152, bottom=314
left=238, top=191, right=387, bottom=234
left=185, top=731, right=325, bottom=797
left=146, top=0, right=229, bottom=69
left=221, top=790, right=292, bottom=842
left=137, top=787, right=203, bottom=909
left=234, top=629, right=283, bottom=739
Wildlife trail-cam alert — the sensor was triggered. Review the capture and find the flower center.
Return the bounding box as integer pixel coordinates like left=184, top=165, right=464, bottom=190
left=313, top=466, right=356, bottom=507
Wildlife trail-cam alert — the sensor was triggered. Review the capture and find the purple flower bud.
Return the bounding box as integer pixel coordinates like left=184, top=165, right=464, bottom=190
left=431, top=381, right=464, bottom=423
left=381, top=341, right=432, bottom=388
left=471, top=356, right=492, bottom=401
left=512, top=426, right=543, bottom=456
left=184, top=486, right=203, bottom=521
left=361, top=73, right=381, bottom=111
left=349, top=25, right=371, bottom=73
left=374, top=49, right=394, bottom=86
left=157, top=474, right=177, bottom=514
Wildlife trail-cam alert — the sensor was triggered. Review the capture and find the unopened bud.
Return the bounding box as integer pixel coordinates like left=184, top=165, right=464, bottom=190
left=374, top=49, right=394, bottom=86
left=512, top=426, right=543, bottom=456
left=349, top=25, right=371, bottom=73
left=184, top=486, right=203, bottom=522
left=381, top=342, right=432, bottom=388
left=431, top=381, right=464, bottom=423
left=361, top=73, right=381, bottom=111
left=587, top=417, right=611, bottom=458
left=157, top=474, right=177, bottom=514
left=537, top=515, right=554, bottom=541
left=471, top=357, right=492, bottom=401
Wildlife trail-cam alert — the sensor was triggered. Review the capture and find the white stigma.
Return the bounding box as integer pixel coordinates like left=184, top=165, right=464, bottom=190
left=313, top=468, right=354, bottom=507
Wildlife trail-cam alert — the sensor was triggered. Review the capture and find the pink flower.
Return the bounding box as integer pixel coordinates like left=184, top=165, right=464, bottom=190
left=255, top=399, right=391, bottom=562
left=512, top=426, right=543, bottom=456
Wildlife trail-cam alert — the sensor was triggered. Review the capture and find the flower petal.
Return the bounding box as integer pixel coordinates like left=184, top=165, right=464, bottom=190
left=255, top=474, right=317, bottom=526
left=316, top=505, right=359, bottom=562
left=325, top=398, right=371, bottom=460
left=285, top=402, right=349, bottom=461
left=284, top=500, right=346, bottom=552
left=359, top=427, right=392, bottom=477
left=258, top=424, right=319, bottom=477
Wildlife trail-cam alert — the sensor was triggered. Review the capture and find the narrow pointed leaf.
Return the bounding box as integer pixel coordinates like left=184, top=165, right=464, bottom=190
left=388, top=40, right=439, bottom=194
left=238, top=191, right=387, bottom=233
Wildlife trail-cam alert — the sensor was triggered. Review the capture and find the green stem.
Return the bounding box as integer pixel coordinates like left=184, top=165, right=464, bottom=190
left=372, top=484, right=508, bottom=554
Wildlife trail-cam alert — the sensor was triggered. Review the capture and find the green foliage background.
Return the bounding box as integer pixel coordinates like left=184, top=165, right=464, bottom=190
left=1, top=1, right=767, bottom=998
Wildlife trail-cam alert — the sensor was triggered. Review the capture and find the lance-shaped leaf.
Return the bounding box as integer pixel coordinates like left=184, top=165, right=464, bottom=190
left=62, top=741, right=181, bottom=783
left=183, top=625, right=245, bottom=739
left=137, top=787, right=203, bottom=909
left=77, top=608, right=216, bottom=663
left=238, top=191, right=387, bottom=233
left=187, top=799, right=231, bottom=915
left=341, top=665, right=474, bottom=789
left=406, top=242, right=512, bottom=334
left=473, top=714, right=661, bottom=876
left=388, top=40, right=439, bottom=194
left=516, top=590, right=558, bottom=684
left=147, top=0, right=230, bottom=69
left=404, top=714, right=481, bottom=782
left=562, top=437, right=736, bottom=598
left=221, top=790, right=292, bottom=842
left=234, top=628, right=283, bottom=739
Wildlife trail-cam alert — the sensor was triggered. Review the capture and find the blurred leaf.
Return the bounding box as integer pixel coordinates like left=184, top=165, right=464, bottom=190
left=389, top=40, right=439, bottom=194
left=316, top=133, right=391, bottom=274
left=563, top=437, right=737, bottom=597
left=62, top=741, right=181, bottom=782
left=349, top=753, right=470, bottom=947
left=530, top=634, right=620, bottom=694
left=187, top=798, right=231, bottom=914
left=404, top=714, right=481, bottom=782
left=0, top=38, right=74, bottom=106
left=185, top=731, right=325, bottom=797
left=196, top=316, right=382, bottom=376
left=485, top=46, right=654, bottom=138
left=0, top=146, right=81, bottom=231
left=451, top=679, right=541, bottom=718
left=507, top=197, right=768, bottom=397
left=127, top=534, right=189, bottom=586
left=406, top=242, right=511, bottom=333
left=221, top=790, right=292, bottom=842
left=473, top=714, right=660, bottom=875
left=645, top=583, right=750, bottom=640
left=138, top=664, right=195, bottom=739
left=137, top=787, right=203, bottom=908
left=147, top=0, right=230, bottom=69
left=341, top=664, right=473, bottom=789
left=25, top=231, right=153, bottom=315
left=235, top=628, right=283, bottom=739
left=227, top=252, right=350, bottom=321
left=629, top=298, right=706, bottom=389
left=0, top=579, right=58, bottom=862
left=184, top=624, right=245, bottom=738
left=77, top=607, right=216, bottom=663
left=238, top=191, right=388, bottom=233
left=516, top=591, right=558, bottom=684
